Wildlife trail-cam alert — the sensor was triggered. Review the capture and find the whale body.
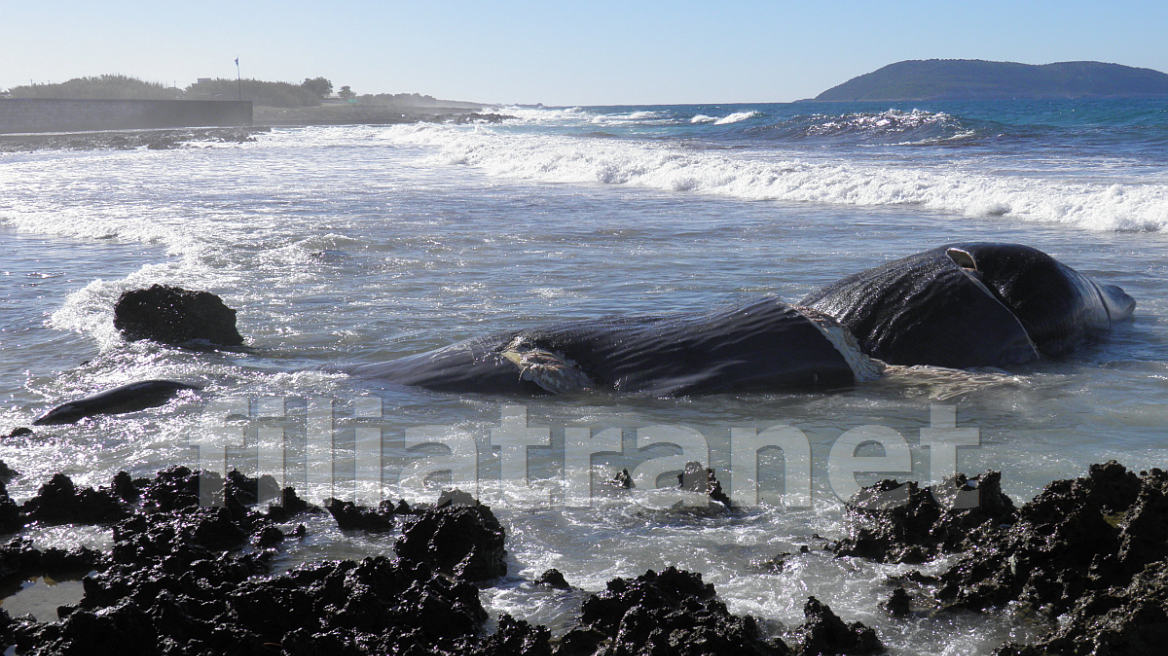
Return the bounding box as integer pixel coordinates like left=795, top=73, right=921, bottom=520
left=799, top=243, right=1135, bottom=369
left=351, top=297, right=881, bottom=396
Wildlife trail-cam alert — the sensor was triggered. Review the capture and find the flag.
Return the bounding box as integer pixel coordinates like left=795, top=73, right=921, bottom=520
left=235, top=58, right=239, bottom=66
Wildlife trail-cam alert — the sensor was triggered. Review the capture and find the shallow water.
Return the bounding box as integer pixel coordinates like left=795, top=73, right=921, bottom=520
left=1, top=101, right=1167, bottom=652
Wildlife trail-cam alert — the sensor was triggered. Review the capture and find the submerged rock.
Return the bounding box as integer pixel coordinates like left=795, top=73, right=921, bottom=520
left=881, top=588, right=912, bottom=618
left=113, top=284, right=244, bottom=346
left=611, top=468, right=633, bottom=490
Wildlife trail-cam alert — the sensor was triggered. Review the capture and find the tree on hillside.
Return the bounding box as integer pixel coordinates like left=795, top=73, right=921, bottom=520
left=301, top=77, right=333, bottom=99
left=7, top=75, right=178, bottom=100
left=186, top=78, right=322, bottom=107
left=338, top=85, right=355, bottom=100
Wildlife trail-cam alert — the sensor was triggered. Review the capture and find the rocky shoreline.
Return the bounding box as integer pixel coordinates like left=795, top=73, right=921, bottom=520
left=0, top=127, right=270, bottom=153
left=0, top=459, right=1162, bottom=654
left=0, top=110, right=514, bottom=153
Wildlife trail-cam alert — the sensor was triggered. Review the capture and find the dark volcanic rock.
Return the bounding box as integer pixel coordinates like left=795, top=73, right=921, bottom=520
left=611, top=468, right=633, bottom=489
left=937, top=462, right=1147, bottom=615
left=556, top=566, right=790, bottom=656
left=0, top=480, right=25, bottom=535
left=833, top=472, right=1015, bottom=564
left=535, top=568, right=571, bottom=590
left=395, top=500, right=507, bottom=582
left=325, top=497, right=394, bottom=532
left=882, top=588, right=911, bottom=618
left=113, top=284, right=244, bottom=346
left=994, top=558, right=1168, bottom=655
left=792, top=596, right=883, bottom=655
left=678, top=461, right=733, bottom=508
left=460, top=614, right=552, bottom=656
left=0, top=537, right=104, bottom=585
left=22, top=474, right=128, bottom=525
left=1, top=468, right=549, bottom=656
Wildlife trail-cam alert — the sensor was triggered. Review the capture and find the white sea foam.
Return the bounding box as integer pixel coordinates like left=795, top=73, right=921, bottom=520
left=377, top=123, right=1168, bottom=232
left=714, top=111, right=761, bottom=125
left=690, top=114, right=717, bottom=124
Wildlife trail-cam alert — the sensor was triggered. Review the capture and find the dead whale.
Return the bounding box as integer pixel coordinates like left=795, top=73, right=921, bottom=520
left=350, top=297, right=883, bottom=396
left=799, top=243, right=1135, bottom=369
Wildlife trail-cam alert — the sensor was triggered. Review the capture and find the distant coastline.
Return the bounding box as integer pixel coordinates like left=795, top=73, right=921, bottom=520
left=812, top=59, right=1168, bottom=102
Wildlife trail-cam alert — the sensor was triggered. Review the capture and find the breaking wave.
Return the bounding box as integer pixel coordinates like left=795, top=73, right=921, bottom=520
left=378, top=123, right=1168, bottom=232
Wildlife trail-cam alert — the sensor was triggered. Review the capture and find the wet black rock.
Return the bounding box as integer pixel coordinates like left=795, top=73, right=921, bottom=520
left=556, top=566, right=790, bottom=656
left=459, top=613, right=552, bottom=656
left=838, top=461, right=1168, bottom=654
left=833, top=472, right=1015, bottom=564
left=395, top=500, right=507, bottom=582
left=3, top=428, right=31, bottom=440
left=882, top=588, right=911, bottom=618
left=22, top=474, right=129, bottom=525
left=325, top=497, right=394, bottom=532
left=754, top=552, right=792, bottom=573
left=110, top=471, right=140, bottom=502
left=0, top=468, right=548, bottom=655
left=0, top=537, right=104, bottom=586
left=611, top=468, right=633, bottom=489
left=995, top=558, right=1168, bottom=655
left=535, top=568, right=571, bottom=590
left=937, top=462, right=1149, bottom=615
left=792, top=596, right=884, bottom=655
left=678, top=461, right=733, bottom=508
left=113, top=284, right=244, bottom=346
left=436, top=488, right=479, bottom=508
left=0, top=480, right=24, bottom=535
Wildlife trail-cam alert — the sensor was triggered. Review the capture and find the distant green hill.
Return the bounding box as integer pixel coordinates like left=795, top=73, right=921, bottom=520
left=814, top=60, right=1168, bottom=101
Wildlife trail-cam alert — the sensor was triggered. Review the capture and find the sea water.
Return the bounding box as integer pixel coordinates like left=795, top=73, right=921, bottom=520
left=2, top=100, right=1167, bottom=652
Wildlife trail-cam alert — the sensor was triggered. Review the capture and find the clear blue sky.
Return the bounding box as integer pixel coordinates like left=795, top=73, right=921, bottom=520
left=4, top=0, right=1166, bottom=105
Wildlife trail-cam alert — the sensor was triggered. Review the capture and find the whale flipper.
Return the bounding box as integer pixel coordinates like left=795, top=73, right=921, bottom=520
left=33, top=380, right=200, bottom=426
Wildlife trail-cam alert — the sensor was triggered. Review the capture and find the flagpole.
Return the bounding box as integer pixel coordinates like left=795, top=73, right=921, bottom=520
left=235, top=57, right=242, bottom=101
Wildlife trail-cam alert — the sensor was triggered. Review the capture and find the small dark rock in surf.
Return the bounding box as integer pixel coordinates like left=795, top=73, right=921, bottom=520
left=325, top=497, right=394, bottom=532
left=678, top=461, right=733, bottom=508
left=611, top=468, right=633, bottom=489
left=535, top=568, right=571, bottom=590
left=793, top=596, right=884, bottom=655
left=113, top=284, right=243, bottom=346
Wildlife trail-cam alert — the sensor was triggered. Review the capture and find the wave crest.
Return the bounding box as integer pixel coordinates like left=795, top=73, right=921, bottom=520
left=381, top=124, right=1168, bottom=232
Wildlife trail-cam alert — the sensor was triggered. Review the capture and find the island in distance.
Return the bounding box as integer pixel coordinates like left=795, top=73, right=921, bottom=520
left=812, top=59, right=1168, bottom=101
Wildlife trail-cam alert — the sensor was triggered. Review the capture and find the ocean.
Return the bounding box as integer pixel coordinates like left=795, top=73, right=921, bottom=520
left=2, top=99, right=1167, bottom=652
